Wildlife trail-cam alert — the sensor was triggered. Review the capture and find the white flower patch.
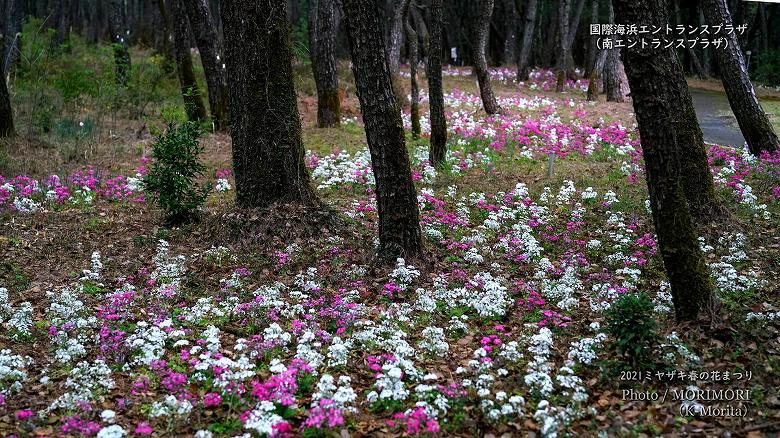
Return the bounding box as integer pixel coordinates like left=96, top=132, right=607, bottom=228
left=366, top=362, right=409, bottom=403
left=80, top=251, right=103, bottom=282
left=125, top=320, right=171, bottom=367
left=96, top=425, right=126, bottom=438
left=6, top=301, right=33, bottom=340
left=539, top=266, right=583, bottom=311
left=215, top=178, right=231, bottom=192
left=389, top=258, right=420, bottom=291
left=151, top=240, right=187, bottom=297
left=418, top=326, right=449, bottom=355
left=567, top=332, right=607, bottom=365
left=0, top=349, right=33, bottom=395
left=327, top=336, right=350, bottom=368
left=150, top=394, right=194, bottom=418
left=244, top=400, right=287, bottom=435
left=312, top=374, right=357, bottom=411
left=662, top=332, right=700, bottom=364
left=653, top=281, right=673, bottom=314
left=524, top=327, right=555, bottom=396
left=311, top=149, right=374, bottom=189
left=49, top=360, right=114, bottom=412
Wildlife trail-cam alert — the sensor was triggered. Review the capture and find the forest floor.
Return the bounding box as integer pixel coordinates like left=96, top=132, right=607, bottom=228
left=1, top=61, right=780, bottom=437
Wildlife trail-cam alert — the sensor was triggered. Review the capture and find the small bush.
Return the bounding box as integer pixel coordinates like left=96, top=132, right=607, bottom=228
left=144, top=122, right=211, bottom=225
left=754, top=49, right=780, bottom=87
left=606, top=292, right=659, bottom=367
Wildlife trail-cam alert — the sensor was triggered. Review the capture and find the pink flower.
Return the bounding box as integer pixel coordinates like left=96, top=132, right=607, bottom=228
left=15, top=410, right=34, bottom=421
left=135, top=422, right=153, bottom=435
left=203, top=392, right=222, bottom=408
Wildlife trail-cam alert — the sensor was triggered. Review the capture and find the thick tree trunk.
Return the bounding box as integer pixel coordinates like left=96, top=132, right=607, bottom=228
left=182, top=0, right=230, bottom=131
left=221, top=0, right=318, bottom=208
left=565, top=0, right=586, bottom=78
left=0, top=36, right=14, bottom=137
left=427, top=0, right=447, bottom=168
left=557, top=0, right=572, bottom=73
left=405, top=8, right=420, bottom=138
left=155, top=0, right=175, bottom=71
left=168, top=0, right=207, bottom=122
left=309, top=0, right=341, bottom=128
left=502, top=0, right=519, bottom=65
left=341, top=0, right=422, bottom=260
left=3, top=0, right=22, bottom=75
left=108, top=0, right=132, bottom=84
left=585, top=0, right=599, bottom=76
left=473, top=0, right=501, bottom=114
left=387, top=0, right=410, bottom=75
left=613, top=0, right=714, bottom=322
left=701, top=0, right=779, bottom=155
left=516, top=0, right=538, bottom=80
left=603, top=48, right=628, bottom=102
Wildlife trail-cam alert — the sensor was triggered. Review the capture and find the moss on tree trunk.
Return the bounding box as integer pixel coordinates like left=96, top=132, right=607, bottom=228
left=614, top=0, right=714, bottom=322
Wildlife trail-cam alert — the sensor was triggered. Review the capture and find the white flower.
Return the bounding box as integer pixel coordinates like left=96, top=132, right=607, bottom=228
left=97, top=425, right=126, bottom=438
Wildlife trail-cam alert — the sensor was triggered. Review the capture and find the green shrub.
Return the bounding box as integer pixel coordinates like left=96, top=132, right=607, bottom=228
left=144, top=122, right=211, bottom=225
left=606, top=292, right=659, bottom=367
left=754, top=49, right=780, bottom=87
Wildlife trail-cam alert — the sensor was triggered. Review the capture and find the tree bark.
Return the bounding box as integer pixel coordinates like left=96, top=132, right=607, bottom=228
left=557, top=0, right=571, bottom=73
left=516, top=0, right=538, bottom=80
left=108, top=0, right=132, bottom=84
left=309, top=0, right=341, bottom=128
left=427, top=0, right=447, bottom=167
left=51, top=0, right=73, bottom=51
left=341, top=0, right=423, bottom=260
left=502, top=0, right=519, bottom=65
left=182, top=0, right=229, bottom=131
left=613, top=0, right=714, bottom=322
left=405, top=7, right=420, bottom=138
left=221, top=0, right=318, bottom=208
left=387, top=0, right=410, bottom=75
left=603, top=48, right=628, bottom=102
left=168, top=0, right=207, bottom=122
left=473, top=0, right=501, bottom=114
left=701, top=0, right=779, bottom=155
left=0, top=36, right=14, bottom=137
left=3, top=0, right=22, bottom=75
left=585, top=0, right=599, bottom=76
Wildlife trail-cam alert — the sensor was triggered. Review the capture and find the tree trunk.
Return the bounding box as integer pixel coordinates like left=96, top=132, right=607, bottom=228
left=0, top=36, right=14, bottom=137
left=221, top=0, right=318, bottom=208
left=516, top=0, right=538, bottom=80
left=603, top=48, right=628, bottom=102
left=341, top=0, right=422, bottom=260
left=51, top=0, right=73, bottom=51
left=182, top=0, right=229, bottom=131
left=155, top=0, right=175, bottom=71
left=502, top=0, right=519, bottom=65
left=701, top=0, right=779, bottom=155
left=613, top=0, right=714, bottom=322
left=405, top=7, right=420, bottom=138
left=168, top=0, right=207, bottom=122
left=564, top=0, right=586, bottom=78
left=3, top=0, right=22, bottom=75
left=387, top=0, right=410, bottom=74
left=388, top=0, right=410, bottom=104
left=585, top=0, right=599, bottom=76
left=557, top=0, right=571, bottom=73
left=473, top=0, right=501, bottom=114
left=108, top=0, right=132, bottom=84
left=309, top=0, right=341, bottom=128
left=427, top=0, right=447, bottom=167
